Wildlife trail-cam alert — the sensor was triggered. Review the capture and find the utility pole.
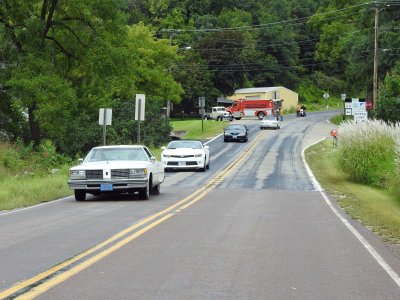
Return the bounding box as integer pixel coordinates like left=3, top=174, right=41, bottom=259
left=373, top=6, right=379, bottom=108
left=166, top=30, right=181, bottom=118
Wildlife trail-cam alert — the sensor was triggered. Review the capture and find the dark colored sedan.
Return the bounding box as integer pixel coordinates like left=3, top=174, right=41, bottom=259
left=223, top=124, right=248, bottom=142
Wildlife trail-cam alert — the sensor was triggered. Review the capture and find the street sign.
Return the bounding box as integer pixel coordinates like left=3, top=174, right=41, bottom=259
left=135, top=94, right=145, bottom=121
left=99, top=108, right=112, bottom=125
left=198, top=96, right=205, bottom=108
left=345, top=108, right=352, bottom=116
left=323, top=93, right=329, bottom=99
left=366, top=101, right=373, bottom=109
left=99, top=108, right=112, bottom=145
left=354, top=111, right=368, bottom=123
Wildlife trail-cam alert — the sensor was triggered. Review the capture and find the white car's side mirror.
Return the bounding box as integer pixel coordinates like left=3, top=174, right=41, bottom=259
left=78, top=158, right=83, bottom=165
left=150, top=157, right=156, bottom=163
left=161, top=146, right=166, bottom=150
left=204, top=145, right=209, bottom=150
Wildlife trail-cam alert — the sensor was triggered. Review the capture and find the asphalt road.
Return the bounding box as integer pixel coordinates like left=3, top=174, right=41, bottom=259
left=1, top=111, right=400, bottom=299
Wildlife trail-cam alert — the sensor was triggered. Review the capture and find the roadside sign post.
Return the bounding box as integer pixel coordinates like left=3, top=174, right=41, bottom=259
left=323, top=92, right=329, bottom=110
left=135, top=94, right=146, bottom=143
left=99, top=108, right=112, bottom=145
left=341, top=94, right=346, bottom=120
left=199, top=96, right=205, bottom=132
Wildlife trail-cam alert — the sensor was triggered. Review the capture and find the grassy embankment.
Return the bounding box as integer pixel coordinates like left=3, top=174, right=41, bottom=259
left=305, top=119, right=400, bottom=244
left=170, top=119, right=228, bottom=140
left=0, top=119, right=227, bottom=210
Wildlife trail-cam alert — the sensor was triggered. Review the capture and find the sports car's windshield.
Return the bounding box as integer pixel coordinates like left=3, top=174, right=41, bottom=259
left=84, top=148, right=149, bottom=162
left=167, top=140, right=203, bottom=149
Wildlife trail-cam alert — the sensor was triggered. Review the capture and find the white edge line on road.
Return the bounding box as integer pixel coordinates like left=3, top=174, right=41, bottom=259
left=302, top=138, right=400, bottom=288
left=0, top=196, right=73, bottom=216
left=205, top=133, right=223, bottom=145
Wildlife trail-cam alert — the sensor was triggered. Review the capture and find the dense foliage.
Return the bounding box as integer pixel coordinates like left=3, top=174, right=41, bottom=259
left=338, top=120, right=400, bottom=197
left=1, top=0, right=400, bottom=155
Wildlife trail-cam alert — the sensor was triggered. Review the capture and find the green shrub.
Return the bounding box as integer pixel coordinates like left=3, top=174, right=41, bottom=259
left=337, top=120, right=398, bottom=188
left=393, top=135, right=400, bottom=199
left=2, top=148, right=26, bottom=170
left=34, top=139, right=71, bottom=172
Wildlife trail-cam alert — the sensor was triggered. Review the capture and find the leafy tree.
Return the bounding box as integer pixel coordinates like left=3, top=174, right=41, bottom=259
left=376, top=61, right=400, bottom=123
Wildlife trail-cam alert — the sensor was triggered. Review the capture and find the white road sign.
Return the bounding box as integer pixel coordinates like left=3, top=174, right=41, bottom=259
left=354, top=111, right=368, bottom=123
left=99, top=108, right=112, bottom=125
left=135, top=94, right=145, bottom=121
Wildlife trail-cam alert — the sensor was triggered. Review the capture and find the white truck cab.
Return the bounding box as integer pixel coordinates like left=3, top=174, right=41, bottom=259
left=204, top=106, right=232, bottom=121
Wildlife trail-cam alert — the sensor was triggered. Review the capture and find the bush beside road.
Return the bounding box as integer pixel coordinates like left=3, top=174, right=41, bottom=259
left=305, top=119, right=400, bottom=245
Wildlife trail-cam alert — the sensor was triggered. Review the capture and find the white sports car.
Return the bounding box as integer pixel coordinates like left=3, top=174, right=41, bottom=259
left=260, top=115, right=281, bottom=130
left=68, top=145, right=164, bottom=201
left=161, top=140, right=210, bottom=171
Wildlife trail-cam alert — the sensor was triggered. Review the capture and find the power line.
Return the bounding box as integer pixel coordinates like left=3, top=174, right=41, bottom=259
left=189, top=27, right=376, bottom=52
left=173, top=54, right=373, bottom=72
left=162, top=2, right=372, bottom=33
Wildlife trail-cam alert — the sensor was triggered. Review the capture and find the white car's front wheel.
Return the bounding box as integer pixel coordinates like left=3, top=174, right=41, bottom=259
left=74, top=190, right=86, bottom=201
left=139, top=179, right=150, bottom=200
left=151, top=183, right=160, bottom=195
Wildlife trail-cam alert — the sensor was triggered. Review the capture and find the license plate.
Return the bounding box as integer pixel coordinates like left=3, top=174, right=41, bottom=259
left=233, top=135, right=237, bottom=139
left=178, top=161, right=186, bottom=166
left=100, top=184, right=113, bottom=191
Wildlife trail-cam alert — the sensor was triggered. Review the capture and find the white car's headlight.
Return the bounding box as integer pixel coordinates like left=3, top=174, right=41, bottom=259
left=129, top=168, right=148, bottom=177
left=70, top=170, right=86, bottom=179
left=194, top=154, right=202, bottom=157
left=162, top=154, right=171, bottom=158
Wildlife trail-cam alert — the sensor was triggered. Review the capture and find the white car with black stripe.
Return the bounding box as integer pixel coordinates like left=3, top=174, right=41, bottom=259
left=161, top=140, right=210, bottom=172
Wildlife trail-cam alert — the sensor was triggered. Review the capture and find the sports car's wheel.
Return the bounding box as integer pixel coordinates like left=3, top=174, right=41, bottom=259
left=201, top=159, right=206, bottom=172
left=74, top=190, right=86, bottom=201
left=206, top=160, right=210, bottom=170
left=217, top=116, right=222, bottom=121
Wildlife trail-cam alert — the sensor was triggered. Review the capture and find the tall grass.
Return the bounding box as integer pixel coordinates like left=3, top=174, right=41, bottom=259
left=306, top=140, right=400, bottom=243
left=171, top=120, right=228, bottom=140
left=337, top=120, right=400, bottom=193
left=0, top=165, right=72, bottom=210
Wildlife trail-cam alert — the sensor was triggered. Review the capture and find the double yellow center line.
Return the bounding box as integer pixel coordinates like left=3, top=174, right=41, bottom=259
left=1, top=131, right=266, bottom=299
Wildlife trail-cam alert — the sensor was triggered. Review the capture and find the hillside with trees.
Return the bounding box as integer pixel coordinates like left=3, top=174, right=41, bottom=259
left=1, top=0, right=399, bottom=155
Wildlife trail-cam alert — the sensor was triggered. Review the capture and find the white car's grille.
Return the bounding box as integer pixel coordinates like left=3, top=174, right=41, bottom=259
left=111, top=169, right=130, bottom=179
left=86, top=169, right=130, bottom=179
left=171, top=155, right=195, bottom=158
left=86, top=170, right=102, bottom=179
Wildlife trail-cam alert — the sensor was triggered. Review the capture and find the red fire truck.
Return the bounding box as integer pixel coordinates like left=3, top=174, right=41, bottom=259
left=226, top=99, right=282, bottom=120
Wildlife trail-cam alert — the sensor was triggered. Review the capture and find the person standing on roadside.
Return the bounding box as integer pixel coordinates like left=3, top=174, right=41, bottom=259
left=296, top=104, right=301, bottom=117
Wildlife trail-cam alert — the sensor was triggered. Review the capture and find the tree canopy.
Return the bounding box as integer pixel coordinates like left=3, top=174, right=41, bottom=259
left=1, top=0, right=400, bottom=154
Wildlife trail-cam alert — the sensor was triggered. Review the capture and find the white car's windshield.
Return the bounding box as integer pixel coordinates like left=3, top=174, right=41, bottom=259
left=84, top=148, right=149, bottom=162
left=262, top=115, right=276, bottom=121
left=167, top=141, right=203, bottom=149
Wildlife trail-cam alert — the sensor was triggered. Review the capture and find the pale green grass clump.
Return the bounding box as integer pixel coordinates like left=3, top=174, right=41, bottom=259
left=306, top=140, right=400, bottom=244
left=0, top=165, right=72, bottom=211
left=338, top=120, right=399, bottom=189
left=171, top=120, right=228, bottom=140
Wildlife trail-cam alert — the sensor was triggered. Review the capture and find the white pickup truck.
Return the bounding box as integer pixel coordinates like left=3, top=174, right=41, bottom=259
left=203, top=106, right=233, bottom=121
